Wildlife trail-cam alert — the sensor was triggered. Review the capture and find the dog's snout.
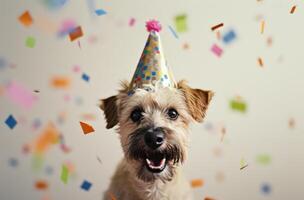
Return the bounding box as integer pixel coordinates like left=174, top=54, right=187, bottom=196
left=144, top=127, right=165, bottom=149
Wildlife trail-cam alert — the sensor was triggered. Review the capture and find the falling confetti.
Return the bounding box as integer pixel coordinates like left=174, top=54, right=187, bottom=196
left=51, top=76, right=71, bottom=89
left=223, top=29, right=237, bottom=44
left=256, top=154, right=271, bottom=165
left=211, top=44, right=223, bottom=57
left=174, top=14, right=187, bottom=33
left=240, top=158, right=248, bottom=170
left=211, top=23, right=224, bottom=31
left=69, top=26, right=83, bottom=41
left=80, top=121, right=95, bottom=134
left=288, top=118, right=295, bottom=129
left=80, top=180, right=92, bottom=191
left=82, top=73, right=90, bottom=82
left=35, top=180, right=48, bottom=190
left=290, top=5, right=297, bottom=14
left=129, top=18, right=136, bottom=26
left=25, top=36, right=36, bottom=48
left=205, top=197, right=216, bottom=200
left=18, top=11, right=33, bottom=27
left=5, top=115, right=17, bottom=129
left=258, top=57, right=264, bottom=67
left=230, top=96, right=247, bottom=113
left=168, top=25, right=179, bottom=39
left=261, top=183, right=271, bottom=195
left=95, top=9, right=107, bottom=16
left=61, top=164, right=69, bottom=184
left=190, top=179, right=204, bottom=188
left=260, top=20, right=265, bottom=34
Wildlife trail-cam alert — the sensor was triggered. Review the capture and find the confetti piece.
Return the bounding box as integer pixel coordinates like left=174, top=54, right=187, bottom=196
left=80, top=121, right=95, bottom=134
left=290, top=5, right=296, bottom=14
left=80, top=180, right=92, bottom=191
left=216, top=31, right=221, bottom=40
left=97, top=156, right=102, bottom=165
left=240, top=158, right=248, bottom=170
left=5, top=115, right=17, bottom=129
left=129, top=18, right=136, bottom=26
left=41, top=0, right=68, bottom=10
left=205, top=197, right=216, bottom=200
left=18, top=11, right=33, bottom=27
left=45, top=166, right=54, bottom=175
left=288, top=118, right=295, bottom=129
left=174, top=14, right=187, bottom=33
left=35, top=180, right=48, bottom=190
left=81, top=113, right=96, bottom=121
left=182, top=43, right=190, bottom=50
left=211, top=23, right=224, bottom=31
left=82, top=73, right=90, bottom=82
left=8, top=158, right=19, bottom=167
left=34, top=123, right=60, bottom=154
left=258, top=57, right=264, bottom=67
left=230, top=97, right=247, bottom=113
left=0, top=57, right=7, bottom=69
left=223, top=30, right=236, bottom=44
left=260, top=20, right=265, bottom=34
left=190, top=179, right=204, bottom=188
left=69, top=26, right=83, bottom=41
left=51, top=76, right=71, bottom=89
left=5, top=81, right=38, bottom=109
left=26, top=36, right=36, bottom=48
left=61, top=164, right=69, bottom=184
left=220, top=126, right=226, bottom=142
left=211, top=44, right=223, bottom=57
left=267, top=37, right=273, bottom=46
left=261, top=183, right=271, bottom=195
left=57, top=19, right=77, bottom=38
left=168, top=25, right=179, bottom=39
left=256, top=154, right=271, bottom=165
left=95, top=9, right=107, bottom=16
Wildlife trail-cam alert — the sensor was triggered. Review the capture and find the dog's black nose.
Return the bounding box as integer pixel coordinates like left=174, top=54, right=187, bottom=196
left=144, top=127, right=165, bottom=149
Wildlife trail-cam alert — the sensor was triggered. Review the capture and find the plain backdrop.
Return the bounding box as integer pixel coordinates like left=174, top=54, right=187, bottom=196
left=0, top=0, right=304, bottom=200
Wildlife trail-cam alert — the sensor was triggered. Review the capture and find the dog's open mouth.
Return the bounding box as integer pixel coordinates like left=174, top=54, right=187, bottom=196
left=144, top=153, right=167, bottom=173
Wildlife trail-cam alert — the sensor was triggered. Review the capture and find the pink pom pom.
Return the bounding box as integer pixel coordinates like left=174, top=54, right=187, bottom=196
left=146, top=20, right=162, bottom=32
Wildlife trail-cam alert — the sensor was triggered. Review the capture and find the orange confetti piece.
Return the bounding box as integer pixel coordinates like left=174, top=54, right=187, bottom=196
left=258, top=57, right=264, bottom=67
left=288, top=118, right=295, bottom=129
left=35, top=180, right=48, bottom=190
left=216, top=31, right=221, bottom=40
left=260, top=20, right=265, bottom=34
left=109, top=193, right=117, bottom=200
left=34, top=123, right=60, bottom=154
left=290, top=5, right=297, bottom=14
left=51, top=76, right=71, bottom=89
left=211, top=23, right=224, bottom=31
left=80, top=121, right=95, bottom=134
left=69, top=26, right=83, bottom=41
left=18, top=11, right=33, bottom=27
left=191, top=179, right=204, bottom=188
left=205, top=197, right=216, bottom=200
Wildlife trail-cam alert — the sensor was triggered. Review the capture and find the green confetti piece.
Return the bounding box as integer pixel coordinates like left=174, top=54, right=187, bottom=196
left=256, top=154, right=271, bottom=165
left=32, top=153, right=44, bottom=171
left=61, top=165, right=69, bottom=184
left=175, top=14, right=187, bottom=33
left=230, top=100, right=247, bottom=113
left=26, top=36, right=36, bottom=48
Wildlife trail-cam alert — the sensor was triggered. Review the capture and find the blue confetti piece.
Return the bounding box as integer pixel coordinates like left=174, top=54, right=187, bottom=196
left=81, top=180, right=92, bottom=191
left=5, top=115, right=17, bottom=129
left=82, top=73, right=90, bottom=82
left=261, top=183, right=271, bottom=195
left=168, top=25, right=179, bottom=39
left=8, top=158, right=18, bottom=167
left=95, top=9, right=107, bottom=16
left=223, top=30, right=237, bottom=44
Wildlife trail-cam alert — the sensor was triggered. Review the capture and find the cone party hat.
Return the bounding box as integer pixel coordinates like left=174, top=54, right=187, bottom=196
left=129, top=20, right=176, bottom=92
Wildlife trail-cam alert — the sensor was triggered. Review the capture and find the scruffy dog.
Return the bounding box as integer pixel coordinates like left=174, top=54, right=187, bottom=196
left=100, top=20, right=213, bottom=200
left=100, top=81, right=213, bottom=200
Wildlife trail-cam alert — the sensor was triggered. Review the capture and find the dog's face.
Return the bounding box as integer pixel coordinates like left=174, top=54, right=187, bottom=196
left=100, top=80, right=213, bottom=183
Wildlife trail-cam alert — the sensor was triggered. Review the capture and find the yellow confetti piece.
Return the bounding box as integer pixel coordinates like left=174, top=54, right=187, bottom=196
left=258, top=57, right=264, bottom=67
left=260, top=20, right=265, bottom=34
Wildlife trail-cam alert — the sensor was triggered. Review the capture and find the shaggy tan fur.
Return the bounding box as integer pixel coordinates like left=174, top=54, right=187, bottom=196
left=100, top=80, right=213, bottom=200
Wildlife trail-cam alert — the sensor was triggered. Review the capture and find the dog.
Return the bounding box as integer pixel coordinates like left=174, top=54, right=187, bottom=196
left=100, top=80, right=213, bottom=200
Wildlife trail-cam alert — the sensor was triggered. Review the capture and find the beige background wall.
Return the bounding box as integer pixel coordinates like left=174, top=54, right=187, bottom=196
left=1, top=0, right=304, bottom=199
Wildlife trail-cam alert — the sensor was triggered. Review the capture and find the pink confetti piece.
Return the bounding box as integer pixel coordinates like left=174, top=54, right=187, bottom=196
left=5, top=81, right=38, bottom=110
left=129, top=18, right=136, bottom=26
left=211, top=44, right=223, bottom=57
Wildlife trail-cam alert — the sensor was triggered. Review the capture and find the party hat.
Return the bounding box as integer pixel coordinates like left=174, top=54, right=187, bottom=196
left=129, top=20, right=176, bottom=92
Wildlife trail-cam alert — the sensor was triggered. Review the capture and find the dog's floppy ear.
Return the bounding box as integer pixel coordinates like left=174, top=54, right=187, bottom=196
left=177, top=80, right=214, bottom=122
left=100, top=95, right=119, bottom=129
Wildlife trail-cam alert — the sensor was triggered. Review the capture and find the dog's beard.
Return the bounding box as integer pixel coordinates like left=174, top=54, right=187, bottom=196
left=126, top=127, right=184, bottom=183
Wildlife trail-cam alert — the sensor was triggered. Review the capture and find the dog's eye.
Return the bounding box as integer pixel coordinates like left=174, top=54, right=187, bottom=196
left=167, top=108, right=179, bottom=120
left=130, top=108, right=144, bottom=122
